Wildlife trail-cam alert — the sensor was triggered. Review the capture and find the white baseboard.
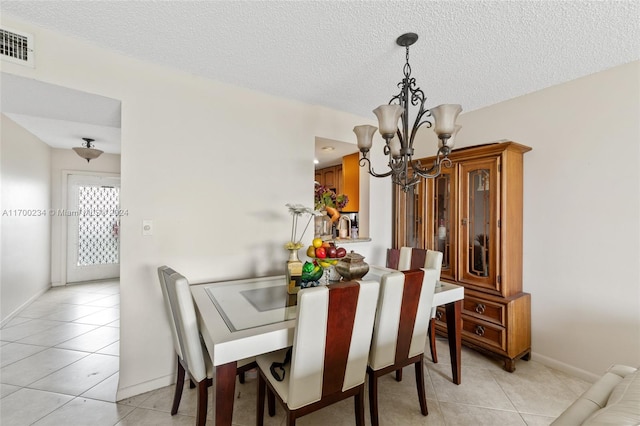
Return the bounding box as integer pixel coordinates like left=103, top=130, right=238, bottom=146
left=532, top=351, right=600, bottom=383
left=115, top=373, right=174, bottom=401
left=0, top=286, right=50, bottom=327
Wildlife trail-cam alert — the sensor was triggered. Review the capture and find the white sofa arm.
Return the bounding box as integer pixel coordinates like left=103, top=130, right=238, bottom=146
left=551, top=364, right=639, bottom=426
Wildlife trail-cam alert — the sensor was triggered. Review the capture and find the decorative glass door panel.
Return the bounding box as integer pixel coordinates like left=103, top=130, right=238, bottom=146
left=459, top=158, right=499, bottom=291
left=430, top=167, right=456, bottom=281
left=67, top=174, right=121, bottom=283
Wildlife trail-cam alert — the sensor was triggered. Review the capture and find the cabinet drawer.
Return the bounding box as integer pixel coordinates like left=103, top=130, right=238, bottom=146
left=463, top=296, right=505, bottom=326
left=434, top=309, right=506, bottom=352
left=462, top=316, right=506, bottom=352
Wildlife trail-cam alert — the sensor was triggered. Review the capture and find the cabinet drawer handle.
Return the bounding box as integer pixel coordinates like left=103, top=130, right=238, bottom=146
left=475, top=325, right=485, bottom=336
left=435, top=311, right=443, bottom=321
left=475, top=303, right=486, bottom=314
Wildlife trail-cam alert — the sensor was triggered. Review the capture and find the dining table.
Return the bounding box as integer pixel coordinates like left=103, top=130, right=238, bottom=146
left=190, top=265, right=464, bottom=426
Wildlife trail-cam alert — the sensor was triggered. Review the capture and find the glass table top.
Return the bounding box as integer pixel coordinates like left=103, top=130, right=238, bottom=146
left=205, top=276, right=297, bottom=332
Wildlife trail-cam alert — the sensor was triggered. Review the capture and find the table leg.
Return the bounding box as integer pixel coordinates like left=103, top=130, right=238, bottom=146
left=215, top=362, right=237, bottom=425
left=445, top=300, right=462, bottom=385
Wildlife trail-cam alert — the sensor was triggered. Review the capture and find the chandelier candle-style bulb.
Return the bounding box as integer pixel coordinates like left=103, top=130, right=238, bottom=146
left=353, top=125, right=378, bottom=151
left=388, top=135, right=401, bottom=158
left=373, top=104, right=404, bottom=139
left=431, top=104, right=463, bottom=137
left=440, top=125, right=462, bottom=149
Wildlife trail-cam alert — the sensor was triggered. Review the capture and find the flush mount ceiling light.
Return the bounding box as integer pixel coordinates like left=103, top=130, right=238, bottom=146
left=353, top=32, right=462, bottom=192
left=73, top=138, right=103, bottom=163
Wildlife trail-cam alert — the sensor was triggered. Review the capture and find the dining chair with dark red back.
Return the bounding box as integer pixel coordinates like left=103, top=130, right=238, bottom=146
left=367, top=268, right=438, bottom=426
left=385, top=247, right=443, bottom=363
left=255, top=280, right=380, bottom=426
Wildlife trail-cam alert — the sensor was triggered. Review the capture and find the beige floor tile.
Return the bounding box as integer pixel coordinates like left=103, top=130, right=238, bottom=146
left=439, top=401, right=527, bottom=425
left=14, top=301, right=67, bottom=319
left=17, top=322, right=99, bottom=347
left=520, top=412, right=556, bottom=425
left=372, top=386, right=447, bottom=425
left=429, top=362, right=517, bottom=411
left=41, top=305, right=107, bottom=322
left=0, top=319, right=64, bottom=342
left=115, top=407, right=196, bottom=425
left=0, top=383, right=21, bottom=398
left=1, top=316, right=32, bottom=329
left=117, top=387, right=157, bottom=407
left=0, top=347, right=88, bottom=387
left=97, top=340, right=120, bottom=355
left=489, top=360, right=579, bottom=417
left=31, top=397, right=134, bottom=426
left=85, top=294, right=120, bottom=307
left=0, top=342, right=48, bottom=367
left=0, top=388, right=74, bottom=426
left=29, top=353, right=119, bottom=396
left=55, top=325, right=119, bottom=352
left=81, top=372, right=120, bottom=402
left=72, top=307, right=120, bottom=326
left=227, top=376, right=286, bottom=426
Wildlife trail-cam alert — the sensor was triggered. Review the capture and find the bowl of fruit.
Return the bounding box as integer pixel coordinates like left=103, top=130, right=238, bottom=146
left=306, top=238, right=347, bottom=281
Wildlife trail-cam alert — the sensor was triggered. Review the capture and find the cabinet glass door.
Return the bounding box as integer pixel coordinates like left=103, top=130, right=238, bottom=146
left=431, top=167, right=456, bottom=281
left=459, top=158, right=499, bottom=291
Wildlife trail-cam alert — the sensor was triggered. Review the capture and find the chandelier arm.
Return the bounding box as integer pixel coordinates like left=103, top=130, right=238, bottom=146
left=411, top=150, right=453, bottom=179
left=359, top=155, right=394, bottom=178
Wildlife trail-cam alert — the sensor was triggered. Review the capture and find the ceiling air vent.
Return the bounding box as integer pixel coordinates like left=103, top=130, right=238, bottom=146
left=1, top=27, right=34, bottom=67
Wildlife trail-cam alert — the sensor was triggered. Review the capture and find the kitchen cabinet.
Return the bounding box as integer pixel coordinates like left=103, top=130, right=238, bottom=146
left=316, top=155, right=360, bottom=212
left=404, top=141, right=532, bottom=371
left=316, top=165, right=342, bottom=194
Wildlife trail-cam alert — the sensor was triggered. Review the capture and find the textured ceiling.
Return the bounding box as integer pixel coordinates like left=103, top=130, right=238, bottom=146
left=1, top=1, right=639, bottom=161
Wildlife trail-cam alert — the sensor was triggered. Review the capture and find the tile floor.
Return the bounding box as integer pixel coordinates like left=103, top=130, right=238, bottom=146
left=1, top=280, right=591, bottom=425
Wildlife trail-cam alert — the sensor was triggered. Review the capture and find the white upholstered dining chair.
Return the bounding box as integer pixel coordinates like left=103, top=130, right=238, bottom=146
left=386, top=248, right=443, bottom=363
left=255, top=280, right=380, bottom=426
left=157, top=266, right=255, bottom=425
left=367, top=268, right=438, bottom=426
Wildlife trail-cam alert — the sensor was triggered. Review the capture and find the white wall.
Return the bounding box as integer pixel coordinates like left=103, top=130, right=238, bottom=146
left=1, top=114, right=52, bottom=324
left=414, top=61, right=640, bottom=380
left=0, top=15, right=386, bottom=398
left=49, top=148, right=121, bottom=286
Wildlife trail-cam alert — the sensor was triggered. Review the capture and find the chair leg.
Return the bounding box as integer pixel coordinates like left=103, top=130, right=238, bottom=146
left=354, top=386, right=365, bottom=426
left=196, top=379, right=208, bottom=426
left=287, top=413, right=296, bottom=426
left=395, top=367, right=403, bottom=382
left=429, top=318, right=438, bottom=363
left=189, top=379, right=196, bottom=389
left=267, top=388, right=276, bottom=417
left=256, top=373, right=266, bottom=426
left=171, top=358, right=185, bottom=415
left=239, top=371, right=246, bottom=384
left=368, top=370, right=380, bottom=426
left=414, top=357, right=428, bottom=416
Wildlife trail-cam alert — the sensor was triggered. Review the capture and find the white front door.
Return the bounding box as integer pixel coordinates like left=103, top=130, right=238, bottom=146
left=66, top=174, right=121, bottom=283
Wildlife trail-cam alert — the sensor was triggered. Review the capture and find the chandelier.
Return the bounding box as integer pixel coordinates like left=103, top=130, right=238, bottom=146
left=73, top=138, right=103, bottom=163
left=353, top=33, right=462, bottom=192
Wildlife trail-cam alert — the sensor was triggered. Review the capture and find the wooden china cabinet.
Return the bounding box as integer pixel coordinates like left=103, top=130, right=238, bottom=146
left=397, top=141, right=532, bottom=372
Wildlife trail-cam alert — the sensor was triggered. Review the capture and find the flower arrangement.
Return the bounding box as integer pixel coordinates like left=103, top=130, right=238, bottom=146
left=314, top=183, right=349, bottom=210
left=285, top=204, right=322, bottom=250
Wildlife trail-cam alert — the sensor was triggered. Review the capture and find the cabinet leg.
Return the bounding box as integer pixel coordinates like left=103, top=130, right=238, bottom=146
left=504, top=358, right=516, bottom=373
